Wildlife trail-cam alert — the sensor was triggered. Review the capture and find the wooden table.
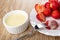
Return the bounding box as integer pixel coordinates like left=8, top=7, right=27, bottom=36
left=0, top=0, right=60, bottom=40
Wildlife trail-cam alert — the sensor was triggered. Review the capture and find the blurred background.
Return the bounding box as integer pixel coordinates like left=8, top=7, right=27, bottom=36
left=0, top=0, right=47, bottom=16
left=1, top=0, right=60, bottom=40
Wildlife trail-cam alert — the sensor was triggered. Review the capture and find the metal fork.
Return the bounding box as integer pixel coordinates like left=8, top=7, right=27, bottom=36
left=15, top=22, right=46, bottom=40
left=15, top=27, right=36, bottom=40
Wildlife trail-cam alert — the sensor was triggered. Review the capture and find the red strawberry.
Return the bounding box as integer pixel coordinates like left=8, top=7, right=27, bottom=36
left=46, top=20, right=58, bottom=30
left=35, top=4, right=40, bottom=13
left=59, top=1, right=60, bottom=6
left=52, top=10, right=60, bottom=19
left=49, top=0, right=58, bottom=2
left=58, top=1, right=60, bottom=11
left=45, top=26, right=51, bottom=30
left=49, top=20, right=58, bottom=30
left=35, top=4, right=45, bottom=13
left=50, top=1, right=59, bottom=10
left=45, top=20, right=49, bottom=26
left=44, top=2, right=50, bottom=8
left=45, top=21, right=51, bottom=30
left=36, top=12, right=46, bottom=22
left=43, top=8, right=52, bottom=16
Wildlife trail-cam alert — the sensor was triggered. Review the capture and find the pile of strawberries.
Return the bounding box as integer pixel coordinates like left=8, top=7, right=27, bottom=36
left=35, top=0, right=60, bottom=22
left=35, top=0, right=60, bottom=30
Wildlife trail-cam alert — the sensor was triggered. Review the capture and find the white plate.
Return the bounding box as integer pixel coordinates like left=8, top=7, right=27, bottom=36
left=30, top=8, right=60, bottom=36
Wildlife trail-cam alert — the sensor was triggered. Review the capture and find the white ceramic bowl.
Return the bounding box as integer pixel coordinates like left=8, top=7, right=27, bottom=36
left=3, top=10, right=29, bottom=34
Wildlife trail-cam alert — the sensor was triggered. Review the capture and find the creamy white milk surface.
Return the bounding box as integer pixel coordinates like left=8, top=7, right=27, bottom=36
left=5, top=14, right=26, bottom=26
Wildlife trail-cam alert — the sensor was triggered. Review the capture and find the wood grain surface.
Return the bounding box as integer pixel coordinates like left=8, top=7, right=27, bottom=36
left=0, top=0, right=60, bottom=40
